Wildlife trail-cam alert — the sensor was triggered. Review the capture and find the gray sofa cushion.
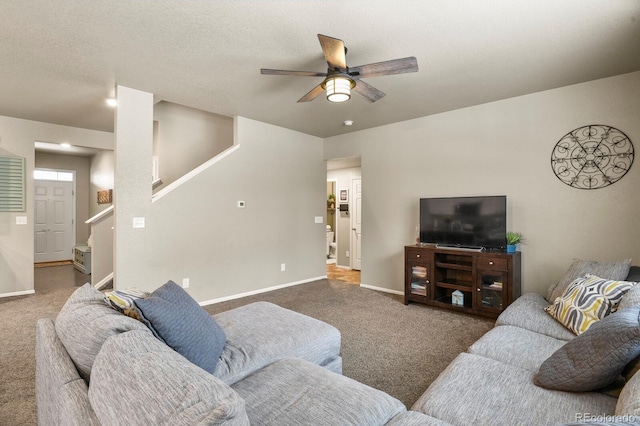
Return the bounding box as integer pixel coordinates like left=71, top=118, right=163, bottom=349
left=535, top=306, right=640, bottom=392
left=135, top=280, right=226, bottom=374
left=496, top=293, right=576, bottom=341
left=468, top=325, right=566, bottom=372
left=232, top=358, right=405, bottom=425
left=617, top=360, right=640, bottom=416
left=547, top=259, right=632, bottom=303
left=212, top=301, right=341, bottom=384
left=54, top=283, right=148, bottom=381
left=89, top=329, right=249, bottom=425
left=412, top=353, right=617, bottom=426
left=386, top=411, right=454, bottom=425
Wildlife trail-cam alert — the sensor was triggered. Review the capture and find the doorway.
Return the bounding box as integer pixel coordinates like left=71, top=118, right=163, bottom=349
left=326, top=157, right=362, bottom=285
left=326, top=180, right=337, bottom=265
left=34, top=169, right=75, bottom=263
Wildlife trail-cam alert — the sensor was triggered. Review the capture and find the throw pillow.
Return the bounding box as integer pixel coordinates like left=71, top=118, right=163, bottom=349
left=547, top=258, right=632, bottom=302
left=104, top=288, right=150, bottom=320
left=535, top=305, right=640, bottom=392
left=619, top=282, right=640, bottom=311
left=55, top=283, right=149, bottom=381
left=616, top=356, right=640, bottom=417
left=134, top=280, right=227, bottom=374
left=545, top=274, right=635, bottom=335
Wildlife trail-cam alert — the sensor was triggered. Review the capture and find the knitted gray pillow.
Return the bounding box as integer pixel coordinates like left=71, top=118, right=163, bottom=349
left=535, top=305, right=640, bottom=392
left=135, top=280, right=227, bottom=374
left=619, top=283, right=640, bottom=311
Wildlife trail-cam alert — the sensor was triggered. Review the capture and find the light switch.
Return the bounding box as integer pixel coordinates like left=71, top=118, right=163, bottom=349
left=16, top=216, right=27, bottom=225
left=133, top=217, right=145, bottom=228
left=315, top=216, right=323, bottom=224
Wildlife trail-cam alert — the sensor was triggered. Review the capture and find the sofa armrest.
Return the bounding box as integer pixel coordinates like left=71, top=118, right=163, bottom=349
left=35, top=318, right=100, bottom=426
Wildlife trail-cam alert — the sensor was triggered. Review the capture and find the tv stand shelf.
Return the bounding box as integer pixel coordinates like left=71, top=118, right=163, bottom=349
left=404, top=245, right=521, bottom=319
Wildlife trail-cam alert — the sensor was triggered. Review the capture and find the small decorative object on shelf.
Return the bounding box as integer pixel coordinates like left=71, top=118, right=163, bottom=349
left=506, top=231, right=523, bottom=253
left=452, top=290, right=464, bottom=306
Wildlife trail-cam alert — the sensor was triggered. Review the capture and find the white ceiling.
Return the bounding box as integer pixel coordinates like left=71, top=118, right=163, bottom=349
left=2, top=1, right=640, bottom=139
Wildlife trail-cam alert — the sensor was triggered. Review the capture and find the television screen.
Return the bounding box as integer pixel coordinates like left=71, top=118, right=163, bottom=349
left=419, top=196, right=506, bottom=250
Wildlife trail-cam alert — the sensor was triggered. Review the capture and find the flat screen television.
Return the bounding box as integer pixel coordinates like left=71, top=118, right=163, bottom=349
left=419, top=195, right=506, bottom=250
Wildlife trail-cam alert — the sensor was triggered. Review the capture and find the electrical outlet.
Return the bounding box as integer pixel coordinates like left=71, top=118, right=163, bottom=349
left=182, top=278, right=190, bottom=288
left=346, top=251, right=350, bottom=258
left=281, top=263, right=286, bottom=272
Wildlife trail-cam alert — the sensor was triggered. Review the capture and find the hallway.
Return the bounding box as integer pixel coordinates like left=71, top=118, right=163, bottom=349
left=326, top=264, right=360, bottom=285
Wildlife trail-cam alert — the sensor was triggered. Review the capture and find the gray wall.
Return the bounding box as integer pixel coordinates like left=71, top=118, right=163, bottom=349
left=0, top=116, right=113, bottom=297
left=324, top=71, right=640, bottom=296
left=114, top=86, right=325, bottom=302
left=153, top=101, right=233, bottom=190
left=34, top=152, right=91, bottom=245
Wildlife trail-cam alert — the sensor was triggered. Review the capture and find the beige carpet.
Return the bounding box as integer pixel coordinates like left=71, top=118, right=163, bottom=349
left=0, top=268, right=493, bottom=425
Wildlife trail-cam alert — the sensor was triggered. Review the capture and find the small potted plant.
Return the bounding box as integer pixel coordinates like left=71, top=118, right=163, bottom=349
left=506, top=232, right=523, bottom=253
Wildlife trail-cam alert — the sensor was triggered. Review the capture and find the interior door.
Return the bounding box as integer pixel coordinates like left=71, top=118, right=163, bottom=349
left=34, top=181, right=74, bottom=262
left=351, top=178, right=362, bottom=270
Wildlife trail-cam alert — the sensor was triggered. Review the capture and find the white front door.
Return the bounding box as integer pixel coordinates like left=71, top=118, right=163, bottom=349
left=34, top=180, right=74, bottom=262
left=351, top=178, right=362, bottom=271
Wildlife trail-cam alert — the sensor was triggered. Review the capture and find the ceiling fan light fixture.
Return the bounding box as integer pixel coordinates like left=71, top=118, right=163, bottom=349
left=324, top=76, right=354, bottom=103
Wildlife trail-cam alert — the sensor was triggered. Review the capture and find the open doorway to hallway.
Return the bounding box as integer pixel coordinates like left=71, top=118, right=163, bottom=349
left=326, top=264, right=361, bottom=285
left=326, top=156, right=361, bottom=285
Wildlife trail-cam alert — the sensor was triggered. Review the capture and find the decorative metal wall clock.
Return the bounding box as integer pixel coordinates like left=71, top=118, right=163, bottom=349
left=551, top=124, right=634, bottom=190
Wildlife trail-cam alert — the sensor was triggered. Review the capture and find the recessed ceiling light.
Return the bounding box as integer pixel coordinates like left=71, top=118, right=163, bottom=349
left=106, top=98, right=117, bottom=107
left=60, top=143, right=71, bottom=148
left=344, top=120, right=354, bottom=126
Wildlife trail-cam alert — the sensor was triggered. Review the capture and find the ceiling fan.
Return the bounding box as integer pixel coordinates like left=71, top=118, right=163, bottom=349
left=260, top=34, right=419, bottom=103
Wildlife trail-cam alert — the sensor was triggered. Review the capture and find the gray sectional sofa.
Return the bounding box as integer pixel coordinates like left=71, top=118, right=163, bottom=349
left=37, top=265, right=640, bottom=425
left=411, top=265, right=640, bottom=425
left=36, top=284, right=427, bottom=425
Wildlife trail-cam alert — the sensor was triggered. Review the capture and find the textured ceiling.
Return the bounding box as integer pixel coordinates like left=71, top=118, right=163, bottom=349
left=2, top=1, right=640, bottom=139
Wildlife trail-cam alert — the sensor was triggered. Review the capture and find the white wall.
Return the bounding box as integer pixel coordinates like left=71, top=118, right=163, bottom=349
left=153, top=101, right=233, bottom=190
left=114, top=87, right=326, bottom=302
left=325, top=71, right=640, bottom=296
left=0, top=115, right=113, bottom=297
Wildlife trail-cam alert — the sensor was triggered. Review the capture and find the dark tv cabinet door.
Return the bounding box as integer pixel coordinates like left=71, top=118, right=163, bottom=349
left=404, top=245, right=521, bottom=319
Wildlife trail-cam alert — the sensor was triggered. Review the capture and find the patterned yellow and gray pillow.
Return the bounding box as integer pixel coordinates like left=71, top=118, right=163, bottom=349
left=104, top=288, right=150, bottom=320
left=545, top=274, right=636, bottom=335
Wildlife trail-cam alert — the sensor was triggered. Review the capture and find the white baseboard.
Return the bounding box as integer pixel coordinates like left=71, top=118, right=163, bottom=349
left=199, top=276, right=327, bottom=307
left=0, top=289, right=35, bottom=299
left=335, top=265, right=352, bottom=270
left=359, top=283, right=404, bottom=296
left=93, top=272, right=114, bottom=291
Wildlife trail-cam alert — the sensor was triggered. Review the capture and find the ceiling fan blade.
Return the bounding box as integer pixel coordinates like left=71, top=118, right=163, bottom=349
left=261, top=69, right=327, bottom=77
left=352, top=79, right=386, bottom=103
left=318, top=34, right=347, bottom=71
left=350, top=57, right=418, bottom=78
left=297, top=83, right=326, bottom=103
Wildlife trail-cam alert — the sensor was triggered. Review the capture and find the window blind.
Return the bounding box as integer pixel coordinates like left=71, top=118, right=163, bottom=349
left=0, top=156, right=26, bottom=211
